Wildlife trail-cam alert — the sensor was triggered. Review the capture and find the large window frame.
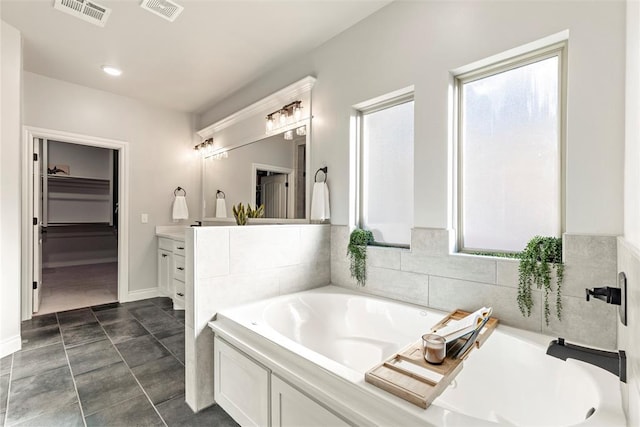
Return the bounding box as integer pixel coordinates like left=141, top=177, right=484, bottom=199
left=354, top=89, right=415, bottom=248
left=454, top=43, right=567, bottom=254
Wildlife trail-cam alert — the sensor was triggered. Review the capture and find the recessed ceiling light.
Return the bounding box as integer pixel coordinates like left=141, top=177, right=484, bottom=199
left=101, top=65, right=122, bottom=77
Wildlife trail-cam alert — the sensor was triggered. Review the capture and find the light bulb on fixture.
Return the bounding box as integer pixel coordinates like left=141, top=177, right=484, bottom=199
left=101, top=65, right=122, bottom=77
left=279, top=110, right=288, bottom=127
left=293, top=102, right=302, bottom=121
left=284, top=130, right=294, bottom=140
left=296, top=126, right=306, bottom=136
left=266, top=114, right=274, bottom=132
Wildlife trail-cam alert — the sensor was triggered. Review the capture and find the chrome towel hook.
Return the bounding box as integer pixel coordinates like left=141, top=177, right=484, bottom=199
left=314, top=167, right=328, bottom=183
left=216, top=190, right=226, bottom=199
left=174, top=186, right=187, bottom=196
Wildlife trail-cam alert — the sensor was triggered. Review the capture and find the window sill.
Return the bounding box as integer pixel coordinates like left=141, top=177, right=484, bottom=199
left=369, top=242, right=410, bottom=250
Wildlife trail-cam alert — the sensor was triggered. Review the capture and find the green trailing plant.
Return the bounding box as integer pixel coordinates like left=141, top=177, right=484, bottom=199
left=517, top=236, right=564, bottom=326
left=347, top=228, right=374, bottom=287
left=232, top=203, right=264, bottom=225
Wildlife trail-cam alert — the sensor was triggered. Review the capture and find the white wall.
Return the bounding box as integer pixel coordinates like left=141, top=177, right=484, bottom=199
left=23, top=72, right=200, bottom=294
left=0, top=20, right=23, bottom=357
left=618, top=1, right=640, bottom=424
left=48, top=140, right=112, bottom=179
left=199, top=1, right=626, bottom=236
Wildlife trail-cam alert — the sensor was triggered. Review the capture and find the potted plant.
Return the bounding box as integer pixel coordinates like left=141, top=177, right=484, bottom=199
left=347, top=228, right=374, bottom=287
left=517, top=236, right=564, bottom=325
left=232, top=203, right=264, bottom=225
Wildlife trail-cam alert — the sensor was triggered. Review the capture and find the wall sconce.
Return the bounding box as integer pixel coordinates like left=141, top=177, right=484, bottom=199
left=265, top=100, right=303, bottom=133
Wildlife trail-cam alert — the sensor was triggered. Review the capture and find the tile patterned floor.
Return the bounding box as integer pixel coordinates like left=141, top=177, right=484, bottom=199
left=0, top=297, right=238, bottom=427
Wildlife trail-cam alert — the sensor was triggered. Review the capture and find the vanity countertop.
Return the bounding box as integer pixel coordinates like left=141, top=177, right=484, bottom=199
left=155, top=226, right=186, bottom=241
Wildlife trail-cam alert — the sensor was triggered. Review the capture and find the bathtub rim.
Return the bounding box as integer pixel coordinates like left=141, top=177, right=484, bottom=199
left=208, top=285, right=626, bottom=426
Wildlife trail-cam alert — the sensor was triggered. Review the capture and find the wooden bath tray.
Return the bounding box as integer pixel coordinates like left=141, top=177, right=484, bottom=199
left=365, top=309, right=499, bottom=409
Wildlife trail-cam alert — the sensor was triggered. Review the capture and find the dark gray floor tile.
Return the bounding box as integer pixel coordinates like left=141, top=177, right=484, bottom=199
left=85, top=394, right=163, bottom=427
left=10, top=402, right=83, bottom=427
left=57, top=308, right=97, bottom=330
left=154, top=326, right=183, bottom=340
left=165, top=309, right=185, bottom=323
left=121, top=299, right=154, bottom=310
left=94, top=306, right=134, bottom=326
left=75, top=361, right=143, bottom=416
left=0, top=375, right=8, bottom=413
left=149, top=296, right=173, bottom=310
left=20, top=313, right=58, bottom=332
left=102, top=319, right=148, bottom=344
left=11, top=342, right=67, bottom=380
left=116, top=335, right=170, bottom=368
left=156, top=395, right=239, bottom=427
left=131, top=356, right=184, bottom=405
left=5, top=366, right=77, bottom=426
left=159, top=331, right=185, bottom=364
left=132, top=306, right=183, bottom=334
left=20, top=325, right=61, bottom=351
left=61, top=322, right=106, bottom=348
left=0, top=356, right=11, bottom=376
left=66, top=339, right=122, bottom=376
left=129, top=305, right=172, bottom=323
left=91, top=302, right=121, bottom=312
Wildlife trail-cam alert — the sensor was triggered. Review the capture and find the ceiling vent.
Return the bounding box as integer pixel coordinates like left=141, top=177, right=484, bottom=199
left=53, top=0, right=111, bottom=27
left=140, top=0, right=184, bottom=22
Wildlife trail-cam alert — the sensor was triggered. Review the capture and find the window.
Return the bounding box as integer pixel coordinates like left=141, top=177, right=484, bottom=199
left=456, top=46, right=564, bottom=253
left=358, top=95, right=414, bottom=246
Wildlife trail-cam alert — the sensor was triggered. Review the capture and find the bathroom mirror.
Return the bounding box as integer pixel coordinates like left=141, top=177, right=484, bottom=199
left=202, top=129, right=308, bottom=221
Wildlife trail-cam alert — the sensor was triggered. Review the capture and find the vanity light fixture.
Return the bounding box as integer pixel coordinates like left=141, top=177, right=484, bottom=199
left=265, top=114, right=275, bottom=132
left=211, top=151, right=228, bottom=160
left=283, top=130, right=294, bottom=140
left=296, top=125, right=306, bottom=136
left=101, top=65, right=122, bottom=76
left=194, top=138, right=214, bottom=157
left=265, top=100, right=303, bottom=133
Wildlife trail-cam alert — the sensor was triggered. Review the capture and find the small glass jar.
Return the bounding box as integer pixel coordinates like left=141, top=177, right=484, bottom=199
left=422, top=333, right=446, bottom=364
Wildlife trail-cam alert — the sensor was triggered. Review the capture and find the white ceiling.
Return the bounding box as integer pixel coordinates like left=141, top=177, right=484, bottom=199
left=1, top=0, right=390, bottom=113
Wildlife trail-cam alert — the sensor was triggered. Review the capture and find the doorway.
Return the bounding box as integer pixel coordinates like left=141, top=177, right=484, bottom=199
left=23, top=127, right=129, bottom=321
left=37, top=140, right=118, bottom=314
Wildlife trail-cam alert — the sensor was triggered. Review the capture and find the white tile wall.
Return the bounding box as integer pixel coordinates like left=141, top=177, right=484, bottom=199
left=331, top=226, right=619, bottom=349
left=185, top=224, right=331, bottom=411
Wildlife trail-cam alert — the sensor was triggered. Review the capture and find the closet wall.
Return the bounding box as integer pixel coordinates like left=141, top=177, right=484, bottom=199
left=43, top=140, right=117, bottom=267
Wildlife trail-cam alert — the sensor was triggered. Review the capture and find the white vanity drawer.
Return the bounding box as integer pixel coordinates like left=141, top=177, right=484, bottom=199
left=158, top=237, right=173, bottom=251
left=173, top=255, right=185, bottom=281
left=173, top=240, right=186, bottom=256
left=173, top=279, right=185, bottom=310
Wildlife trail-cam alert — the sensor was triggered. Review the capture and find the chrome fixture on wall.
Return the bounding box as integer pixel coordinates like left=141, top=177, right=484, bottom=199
left=194, top=138, right=214, bottom=157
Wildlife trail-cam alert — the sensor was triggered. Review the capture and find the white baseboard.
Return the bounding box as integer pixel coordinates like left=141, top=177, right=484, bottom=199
left=121, top=287, right=160, bottom=303
left=43, top=257, right=118, bottom=268
left=0, top=334, right=21, bottom=358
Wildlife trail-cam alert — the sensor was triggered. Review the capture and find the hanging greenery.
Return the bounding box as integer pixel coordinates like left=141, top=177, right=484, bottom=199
left=347, top=228, right=374, bottom=287
left=517, top=236, right=564, bottom=325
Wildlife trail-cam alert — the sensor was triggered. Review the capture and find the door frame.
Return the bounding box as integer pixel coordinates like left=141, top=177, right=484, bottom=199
left=21, top=126, right=130, bottom=320
left=251, top=163, right=294, bottom=218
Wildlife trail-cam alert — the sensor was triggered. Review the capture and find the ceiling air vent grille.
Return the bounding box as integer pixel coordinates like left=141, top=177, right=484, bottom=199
left=54, top=0, right=111, bottom=27
left=140, top=0, right=184, bottom=22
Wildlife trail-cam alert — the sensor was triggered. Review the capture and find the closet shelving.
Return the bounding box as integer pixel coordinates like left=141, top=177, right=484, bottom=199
left=46, top=174, right=113, bottom=225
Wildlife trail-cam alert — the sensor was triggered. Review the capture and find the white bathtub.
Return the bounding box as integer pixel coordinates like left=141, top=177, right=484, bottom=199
left=210, top=286, right=626, bottom=426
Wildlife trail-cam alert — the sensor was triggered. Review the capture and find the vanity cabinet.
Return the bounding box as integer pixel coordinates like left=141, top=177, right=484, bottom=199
left=213, top=336, right=349, bottom=427
left=157, top=236, right=185, bottom=310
